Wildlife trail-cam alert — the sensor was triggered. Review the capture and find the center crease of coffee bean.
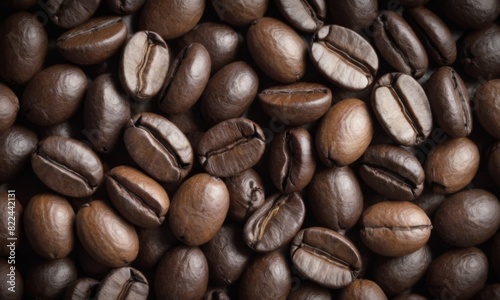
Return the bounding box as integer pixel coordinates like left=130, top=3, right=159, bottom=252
left=251, top=196, right=288, bottom=245
left=363, top=163, right=419, bottom=195
left=202, top=125, right=264, bottom=160
left=451, top=70, right=471, bottom=130
left=380, top=17, right=416, bottom=76
left=295, top=243, right=357, bottom=273
left=322, top=41, right=373, bottom=78
left=58, top=18, right=122, bottom=41
left=108, top=176, right=162, bottom=218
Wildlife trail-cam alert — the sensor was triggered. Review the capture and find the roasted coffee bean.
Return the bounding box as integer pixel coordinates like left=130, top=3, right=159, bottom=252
left=460, top=24, right=500, bottom=80
left=360, top=144, right=425, bottom=201
left=224, top=168, right=265, bottom=221
left=243, top=193, right=305, bottom=252
left=311, top=25, right=378, bottom=91
left=339, top=279, right=387, bottom=300
left=372, top=73, right=432, bottom=146
left=247, top=17, right=307, bottom=83
left=57, top=17, right=128, bottom=65
left=308, top=166, right=363, bottom=232
left=44, top=0, right=101, bottom=28
left=426, top=247, right=488, bottom=300
left=24, top=193, right=75, bottom=260
left=26, top=258, right=78, bottom=299
left=139, top=0, right=205, bottom=40
left=258, top=82, right=332, bottom=126
left=158, top=43, right=211, bottom=114
left=120, top=31, right=170, bottom=101
left=124, top=112, right=193, bottom=183
left=316, top=98, right=373, bottom=166
left=404, top=6, right=457, bottom=66
left=412, top=186, right=446, bottom=216
left=426, top=67, right=472, bottom=137
left=31, top=136, right=104, bottom=198
left=475, top=284, right=500, bottom=300
left=276, top=0, right=327, bottom=33
left=392, top=294, right=428, bottom=300
left=106, top=165, right=170, bottom=228
left=201, top=61, right=259, bottom=124
left=64, top=278, right=100, bottom=300
left=76, top=200, right=139, bottom=268
left=169, top=173, right=229, bottom=246
left=372, top=11, right=428, bottom=78
left=290, top=227, right=362, bottom=289
left=360, top=201, right=432, bottom=257
left=0, top=195, right=22, bottom=257
left=134, top=224, right=179, bottom=268
left=475, top=79, right=500, bottom=139
left=434, top=189, right=500, bottom=247
left=105, top=0, right=146, bottom=15
left=239, top=250, right=291, bottom=300
left=489, top=142, right=500, bottom=187
left=198, top=118, right=265, bottom=177
left=0, top=83, right=19, bottom=134
left=287, top=281, right=332, bottom=300
left=0, top=125, right=37, bottom=182
left=424, top=137, right=480, bottom=194
left=329, top=0, right=378, bottom=34
left=0, top=12, right=48, bottom=84
left=440, top=0, right=500, bottom=29
left=155, top=246, right=209, bottom=300
left=96, top=267, right=148, bottom=300
left=1, top=261, right=22, bottom=300
left=211, top=0, right=268, bottom=26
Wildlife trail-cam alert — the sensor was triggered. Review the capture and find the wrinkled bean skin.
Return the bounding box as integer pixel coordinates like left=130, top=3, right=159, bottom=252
left=211, top=0, right=268, bottom=26
left=460, top=24, right=500, bottom=80
left=45, top=0, right=101, bottom=29
left=338, top=279, right=387, bottom=300
left=475, top=79, right=500, bottom=139
left=329, top=0, right=378, bottom=34
left=0, top=83, right=19, bottom=134
left=0, top=125, right=38, bottom=182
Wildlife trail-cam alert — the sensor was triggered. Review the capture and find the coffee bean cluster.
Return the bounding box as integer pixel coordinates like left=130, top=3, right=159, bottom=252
left=0, top=0, right=499, bottom=299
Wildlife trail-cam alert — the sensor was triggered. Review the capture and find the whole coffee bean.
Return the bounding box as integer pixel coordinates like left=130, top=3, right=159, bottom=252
left=373, top=245, right=432, bottom=296
left=258, top=82, right=332, bottom=126
left=22, top=64, right=88, bottom=126
left=198, top=118, right=265, bottom=177
left=316, top=98, right=373, bottom=167
left=329, top=0, right=378, bottom=34
left=244, top=193, right=305, bottom=252
left=399, top=0, right=429, bottom=7
left=404, top=6, right=457, bottom=66
left=0, top=12, right=48, bottom=84
left=211, top=0, right=268, bottom=26
left=339, top=279, right=387, bottom=300
left=26, top=258, right=78, bottom=299
left=158, top=43, right=211, bottom=114
left=31, top=136, right=104, bottom=198
left=360, top=144, right=425, bottom=201
left=475, top=79, right=500, bottom=139
left=76, top=200, right=139, bottom=267
left=434, top=189, right=500, bottom=247
left=311, top=25, right=378, bottom=91
left=308, top=166, right=363, bottom=232
left=45, top=0, right=101, bottom=28
left=64, top=278, right=100, bottom=300
left=489, top=142, right=500, bottom=187
left=0, top=195, right=22, bottom=257
left=224, top=168, right=265, bottom=221
left=178, top=22, right=240, bottom=73
left=0, top=83, right=19, bottom=134
left=392, top=295, right=428, bottom=300
left=124, top=112, right=193, bottom=183
left=57, top=17, right=128, bottom=65
left=290, top=227, right=362, bottom=289
left=105, top=0, right=146, bottom=15
left=372, top=11, right=428, bottom=78
left=96, top=267, right=148, bottom=300
left=239, top=250, right=291, bottom=300
left=0, top=125, right=37, bottom=182
left=475, top=284, right=500, bottom=300
left=426, top=67, right=472, bottom=137
left=460, top=24, right=500, bottom=80
left=360, top=201, right=432, bottom=257
left=424, top=137, right=480, bottom=194
left=139, top=0, right=205, bottom=40
left=247, top=17, right=307, bottom=83
left=287, top=281, right=332, bottom=300
left=276, top=0, right=327, bottom=33
left=169, top=173, right=229, bottom=246
left=155, top=246, right=209, bottom=300
left=40, top=120, right=80, bottom=139
left=106, top=165, right=170, bottom=228
left=372, top=73, right=432, bottom=146
left=440, top=0, right=499, bottom=29
left=201, top=61, right=259, bottom=124
left=0, top=260, right=22, bottom=300
left=426, top=247, right=488, bottom=300
left=135, top=224, right=179, bottom=268
left=24, top=193, right=75, bottom=260
left=120, top=31, right=170, bottom=101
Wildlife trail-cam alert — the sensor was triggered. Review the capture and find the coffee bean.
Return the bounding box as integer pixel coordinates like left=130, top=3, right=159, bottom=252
left=440, top=0, right=500, bottom=29
left=0, top=195, right=22, bottom=257
left=459, top=24, right=500, bottom=80
left=412, top=187, right=446, bottom=216
left=64, top=278, right=100, bottom=300
left=372, top=73, right=432, bottom=146
left=287, top=281, right=332, bottom=300
left=105, top=0, right=146, bottom=15
left=329, top=0, right=378, bottom=34
left=290, top=227, right=362, bottom=288
left=0, top=125, right=37, bottom=182
left=45, top=0, right=101, bottom=29
left=311, top=25, right=378, bottom=91
left=475, top=79, right=500, bottom=139
left=96, top=267, right=148, bottom=300
left=211, top=0, right=268, bottom=26
left=489, top=142, right=500, bottom=187
left=134, top=224, right=179, bottom=268
left=224, top=168, right=265, bottom=221
left=26, top=258, right=77, bottom=299
left=0, top=83, right=19, bottom=134
left=338, top=279, right=387, bottom=300
left=392, top=294, right=428, bottom=300
left=475, top=284, right=500, bottom=300
left=275, top=0, right=327, bottom=33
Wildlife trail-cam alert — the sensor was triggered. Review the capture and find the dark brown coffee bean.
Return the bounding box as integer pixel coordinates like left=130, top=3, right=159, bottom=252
left=158, top=43, right=211, bottom=114
left=134, top=224, right=179, bottom=268
left=372, top=73, right=432, bottom=146
left=26, top=258, right=78, bottom=299
left=0, top=195, right=23, bottom=257
left=64, top=278, right=100, bottom=300
left=475, top=284, right=500, bottom=300
left=460, top=24, right=500, bottom=80
left=287, top=281, right=332, bottom=300
left=155, top=246, right=209, bottom=300
left=0, top=83, right=19, bottom=134
left=57, top=17, right=128, bottom=65
left=426, top=247, right=488, bottom=300
left=211, top=0, right=268, bottom=26
left=316, top=98, right=373, bottom=167
left=258, top=82, right=332, bottom=126
left=276, top=0, right=327, bottom=33
left=31, top=136, right=104, bottom=198
left=244, top=193, right=305, bottom=252
left=105, top=0, right=146, bottom=15
left=412, top=187, right=446, bottom=216
left=339, top=279, right=387, bottom=300
left=360, top=201, right=432, bottom=257
left=475, top=79, right=500, bottom=139
left=124, top=112, right=193, bottom=183
left=45, top=0, right=101, bottom=28
left=198, top=118, right=266, bottom=177
left=440, top=0, right=500, bottom=29
left=224, top=168, right=265, bottom=221
left=247, top=17, right=307, bottom=83
left=373, top=11, right=428, bottom=78
left=329, top=0, right=378, bottom=34
left=360, top=144, right=425, bottom=201
left=106, top=165, right=170, bottom=228
left=96, top=267, right=148, bottom=300
left=0, top=12, right=48, bottom=84
left=311, top=25, right=378, bottom=91
left=0, top=125, right=37, bottom=182
left=489, top=142, right=500, bottom=187
left=201, top=61, right=259, bottom=124
left=290, top=227, right=362, bottom=289
left=424, top=137, right=480, bottom=194
left=169, top=173, right=229, bottom=246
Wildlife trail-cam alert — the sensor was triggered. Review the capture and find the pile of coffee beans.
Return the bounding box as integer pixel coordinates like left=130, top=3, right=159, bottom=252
left=0, top=0, right=499, bottom=299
